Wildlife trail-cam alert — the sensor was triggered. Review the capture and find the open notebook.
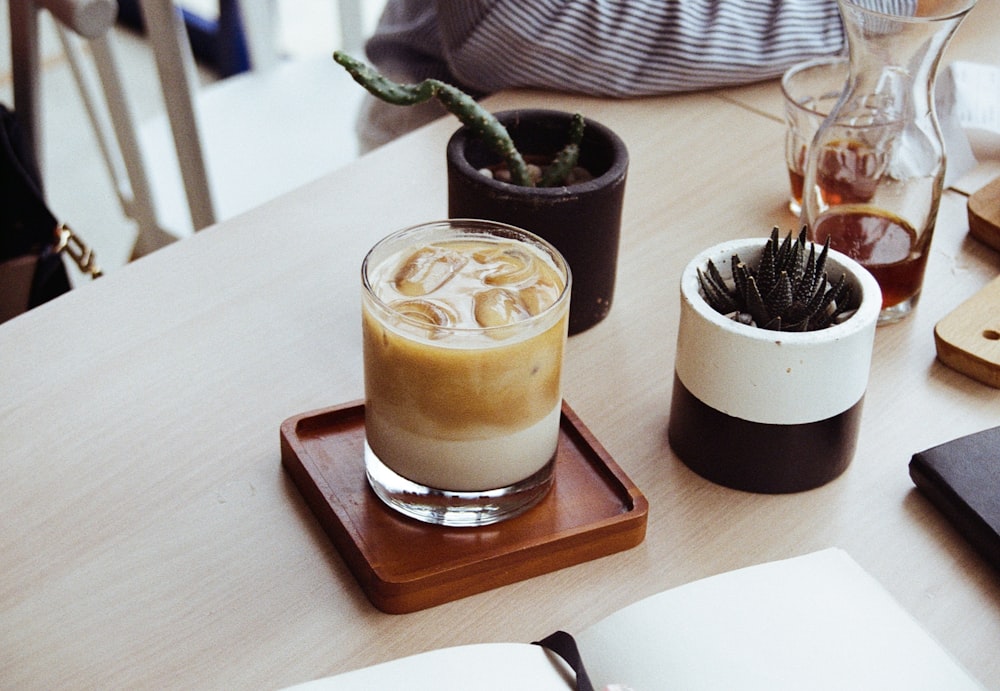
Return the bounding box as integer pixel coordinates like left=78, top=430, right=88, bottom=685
left=285, top=549, right=981, bottom=690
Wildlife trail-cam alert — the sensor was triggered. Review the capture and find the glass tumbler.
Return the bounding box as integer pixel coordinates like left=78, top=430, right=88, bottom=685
left=781, top=56, right=850, bottom=215
left=361, top=219, right=571, bottom=527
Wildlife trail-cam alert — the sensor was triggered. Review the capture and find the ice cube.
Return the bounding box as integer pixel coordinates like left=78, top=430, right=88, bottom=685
left=473, top=288, right=529, bottom=328
left=390, top=299, right=458, bottom=329
left=476, top=246, right=536, bottom=287
left=518, top=281, right=561, bottom=316
left=393, top=246, right=468, bottom=296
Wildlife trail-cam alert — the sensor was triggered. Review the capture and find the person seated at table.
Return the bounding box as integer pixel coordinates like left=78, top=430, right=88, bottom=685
left=356, top=0, right=847, bottom=152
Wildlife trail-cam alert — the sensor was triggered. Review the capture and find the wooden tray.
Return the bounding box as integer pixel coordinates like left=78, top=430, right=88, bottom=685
left=280, top=400, right=648, bottom=614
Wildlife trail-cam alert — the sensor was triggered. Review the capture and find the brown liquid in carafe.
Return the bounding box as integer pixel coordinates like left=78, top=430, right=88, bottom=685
left=811, top=209, right=928, bottom=309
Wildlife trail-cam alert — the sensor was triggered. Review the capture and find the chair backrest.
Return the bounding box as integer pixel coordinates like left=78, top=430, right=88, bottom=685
left=8, top=0, right=378, bottom=258
left=8, top=0, right=117, bottom=166
left=9, top=0, right=170, bottom=255
left=131, top=0, right=376, bottom=243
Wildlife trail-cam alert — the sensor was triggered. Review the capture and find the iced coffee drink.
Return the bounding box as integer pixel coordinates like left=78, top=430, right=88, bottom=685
left=361, top=220, right=571, bottom=527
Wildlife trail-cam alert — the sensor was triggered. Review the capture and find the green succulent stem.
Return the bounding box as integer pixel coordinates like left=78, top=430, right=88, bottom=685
left=538, top=113, right=585, bottom=187
left=333, top=51, right=584, bottom=187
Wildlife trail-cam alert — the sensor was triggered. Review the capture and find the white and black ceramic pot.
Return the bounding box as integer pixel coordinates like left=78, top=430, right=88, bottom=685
left=446, top=109, right=628, bottom=335
left=667, top=238, right=882, bottom=493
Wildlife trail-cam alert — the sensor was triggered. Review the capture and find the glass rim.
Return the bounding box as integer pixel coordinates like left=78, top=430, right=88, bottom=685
left=838, top=0, right=977, bottom=22
left=361, top=218, right=572, bottom=336
left=780, top=55, right=850, bottom=117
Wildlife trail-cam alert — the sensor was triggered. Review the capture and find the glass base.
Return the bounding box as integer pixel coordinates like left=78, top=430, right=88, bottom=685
left=877, top=291, right=920, bottom=325
left=364, top=441, right=555, bottom=527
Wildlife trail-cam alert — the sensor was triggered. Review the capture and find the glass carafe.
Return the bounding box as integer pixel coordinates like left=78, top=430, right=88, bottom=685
left=801, top=0, right=976, bottom=324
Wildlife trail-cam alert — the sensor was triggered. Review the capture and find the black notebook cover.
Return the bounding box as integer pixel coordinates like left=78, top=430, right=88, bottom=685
left=909, top=426, right=1000, bottom=572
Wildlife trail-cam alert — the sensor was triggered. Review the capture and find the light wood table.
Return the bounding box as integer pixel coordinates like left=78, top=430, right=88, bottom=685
left=3, top=24, right=1000, bottom=690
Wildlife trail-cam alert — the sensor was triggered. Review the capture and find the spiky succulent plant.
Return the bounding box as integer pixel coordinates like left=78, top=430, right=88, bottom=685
left=332, top=51, right=584, bottom=187
left=697, top=228, right=855, bottom=332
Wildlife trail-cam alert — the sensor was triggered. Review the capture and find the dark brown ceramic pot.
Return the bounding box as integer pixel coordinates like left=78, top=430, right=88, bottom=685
left=446, top=109, right=628, bottom=335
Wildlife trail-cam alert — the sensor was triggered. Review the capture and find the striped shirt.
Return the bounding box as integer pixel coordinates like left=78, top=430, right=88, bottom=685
left=365, top=0, right=848, bottom=98
left=357, top=1, right=921, bottom=149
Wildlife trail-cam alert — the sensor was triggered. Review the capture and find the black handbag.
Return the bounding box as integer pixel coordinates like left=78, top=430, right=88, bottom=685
left=1, top=103, right=101, bottom=324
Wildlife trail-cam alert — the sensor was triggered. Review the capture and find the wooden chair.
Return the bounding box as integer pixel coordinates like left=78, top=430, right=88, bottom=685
left=8, top=0, right=171, bottom=254
left=9, top=0, right=374, bottom=258
left=131, top=0, right=371, bottom=254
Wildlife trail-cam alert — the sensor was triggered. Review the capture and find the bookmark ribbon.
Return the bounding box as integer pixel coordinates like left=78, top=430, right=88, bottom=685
left=533, top=630, right=595, bottom=691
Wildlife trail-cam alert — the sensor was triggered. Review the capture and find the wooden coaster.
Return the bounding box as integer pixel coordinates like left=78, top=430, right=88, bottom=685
left=280, top=400, right=648, bottom=614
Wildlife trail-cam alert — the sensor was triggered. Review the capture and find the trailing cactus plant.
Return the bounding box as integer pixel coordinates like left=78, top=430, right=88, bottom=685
left=333, top=51, right=584, bottom=188
left=697, top=228, right=855, bottom=332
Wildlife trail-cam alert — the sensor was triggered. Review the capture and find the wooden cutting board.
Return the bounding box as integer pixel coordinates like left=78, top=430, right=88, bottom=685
left=934, top=177, right=1000, bottom=388
left=968, top=175, right=1000, bottom=252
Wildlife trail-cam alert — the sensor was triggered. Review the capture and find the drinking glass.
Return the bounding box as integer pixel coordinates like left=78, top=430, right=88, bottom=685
left=781, top=56, right=849, bottom=215
left=361, top=219, right=571, bottom=527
